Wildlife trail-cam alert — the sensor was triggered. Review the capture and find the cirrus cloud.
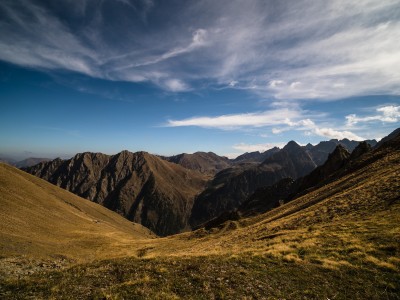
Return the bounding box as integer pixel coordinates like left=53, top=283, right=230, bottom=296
left=0, top=0, right=399, bottom=99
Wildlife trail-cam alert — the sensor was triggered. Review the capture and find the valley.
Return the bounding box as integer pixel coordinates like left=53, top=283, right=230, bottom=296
left=1, top=130, right=399, bottom=299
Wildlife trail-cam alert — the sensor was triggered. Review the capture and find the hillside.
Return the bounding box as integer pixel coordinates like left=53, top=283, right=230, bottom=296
left=1, top=132, right=399, bottom=299
left=0, top=163, right=153, bottom=262
left=24, top=151, right=207, bottom=236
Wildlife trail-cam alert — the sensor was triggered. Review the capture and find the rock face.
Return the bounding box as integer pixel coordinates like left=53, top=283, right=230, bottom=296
left=163, top=152, right=231, bottom=175
left=24, top=151, right=207, bottom=236
left=189, top=141, right=317, bottom=227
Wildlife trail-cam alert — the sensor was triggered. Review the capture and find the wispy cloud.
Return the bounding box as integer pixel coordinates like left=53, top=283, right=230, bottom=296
left=166, top=107, right=365, bottom=140
left=270, top=118, right=365, bottom=140
left=0, top=0, right=399, bottom=98
left=310, top=127, right=364, bottom=140
left=346, top=105, right=400, bottom=126
left=166, top=108, right=302, bottom=129
left=110, top=29, right=207, bottom=71
left=162, top=79, right=190, bottom=92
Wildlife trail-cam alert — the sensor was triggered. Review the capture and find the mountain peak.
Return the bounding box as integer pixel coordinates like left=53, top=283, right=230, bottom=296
left=283, top=140, right=301, bottom=152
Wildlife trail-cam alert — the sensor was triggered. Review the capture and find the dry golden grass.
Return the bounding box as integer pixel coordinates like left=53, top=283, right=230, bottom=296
left=0, top=163, right=153, bottom=262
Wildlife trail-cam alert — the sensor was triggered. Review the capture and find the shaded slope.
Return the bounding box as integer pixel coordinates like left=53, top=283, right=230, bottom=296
left=24, top=151, right=207, bottom=236
left=375, top=127, right=400, bottom=148
left=189, top=141, right=316, bottom=227
left=0, top=163, right=153, bottom=261
left=163, top=151, right=231, bottom=175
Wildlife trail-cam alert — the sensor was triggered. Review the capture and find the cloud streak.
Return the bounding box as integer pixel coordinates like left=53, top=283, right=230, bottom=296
left=166, top=108, right=302, bottom=129
left=166, top=107, right=365, bottom=140
left=346, top=105, right=400, bottom=126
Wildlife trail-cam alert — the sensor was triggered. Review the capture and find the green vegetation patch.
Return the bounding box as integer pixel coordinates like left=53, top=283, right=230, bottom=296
left=1, top=254, right=399, bottom=299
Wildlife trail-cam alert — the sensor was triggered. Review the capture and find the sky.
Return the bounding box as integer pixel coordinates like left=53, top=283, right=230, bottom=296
left=1, top=0, right=400, bottom=160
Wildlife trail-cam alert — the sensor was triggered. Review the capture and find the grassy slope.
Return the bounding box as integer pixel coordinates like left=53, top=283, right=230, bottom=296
left=0, top=163, right=153, bottom=262
left=1, top=139, right=400, bottom=299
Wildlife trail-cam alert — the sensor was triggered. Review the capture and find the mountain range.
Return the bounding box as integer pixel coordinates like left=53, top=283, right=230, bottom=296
left=24, top=137, right=378, bottom=235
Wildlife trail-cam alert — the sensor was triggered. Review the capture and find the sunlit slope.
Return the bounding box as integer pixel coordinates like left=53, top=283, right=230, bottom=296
left=0, top=163, right=153, bottom=261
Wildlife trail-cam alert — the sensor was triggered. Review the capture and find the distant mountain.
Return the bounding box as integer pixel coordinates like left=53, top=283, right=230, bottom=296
left=0, top=156, right=51, bottom=168
left=238, top=135, right=388, bottom=218
left=202, top=130, right=397, bottom=230
left=189, top=141, right=317, bottom=228
left=306, top=138, right=377, bottom=165
left=0, top=157, right=17, bottom=165
left=163, top=151, right=231, bottom=175
left=14, top=157, right=51, bottom=168
left=232, top=147, right=280, bottom=163
left=24, top=151, right=207, bottom=236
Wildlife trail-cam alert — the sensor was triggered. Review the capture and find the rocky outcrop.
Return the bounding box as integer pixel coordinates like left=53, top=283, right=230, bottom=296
left=24, top=151, right=207, bottom=236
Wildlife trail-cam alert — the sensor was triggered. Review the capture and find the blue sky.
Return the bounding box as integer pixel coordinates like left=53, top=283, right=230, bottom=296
left=1, top=0, right=399, bottom=160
